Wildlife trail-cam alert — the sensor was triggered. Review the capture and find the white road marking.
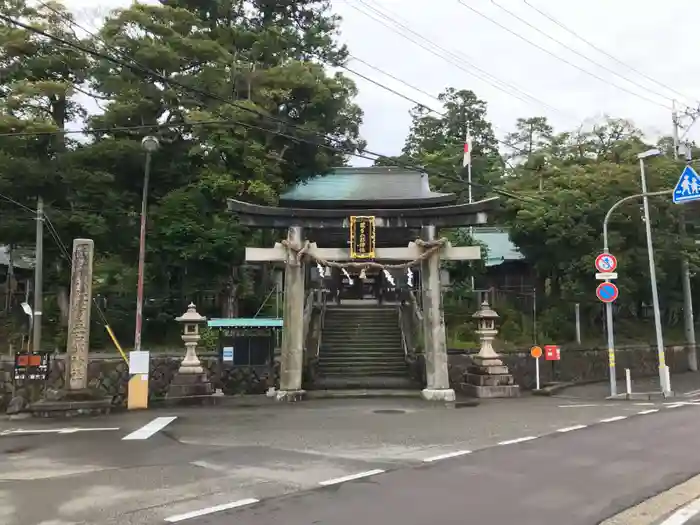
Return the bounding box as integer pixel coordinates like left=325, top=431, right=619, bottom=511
left=556, top=424, right=587, bottom=433
left=658, top=495, right=700, bottom=525
left=422, top=450, right=472, bottom=462
left=1, top=427, right=119, bottom=436
left=634, top=402, right=656, bottom=406
left=190, top=460, right=229, bottom=473
left=638, top=409, right=659, bottom=415
left=667, top=403, right=686, bottom=409
left=557, top=404, right=600, bottom=408
left=164, top=498, right=259, bottom=522
left=122, top=416, right=177, bottom=440
left=683, top=388, right=700, bottom=397
left=600, top=416, right=627, bottom=423
left=318, top=469, right=385, bottom=486
left=498, top=436, right=538, bottom=445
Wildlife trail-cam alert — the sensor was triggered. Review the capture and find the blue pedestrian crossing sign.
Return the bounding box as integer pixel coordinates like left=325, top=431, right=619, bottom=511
left=673, top=165, right=700, bottom=204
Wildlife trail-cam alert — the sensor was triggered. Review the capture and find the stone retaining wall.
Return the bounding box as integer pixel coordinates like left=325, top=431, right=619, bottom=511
left=0, top=345, right=693, bottom=411
left=0, top=352, right=280, bottom=411
left=448, top=344, right=692, bottom=392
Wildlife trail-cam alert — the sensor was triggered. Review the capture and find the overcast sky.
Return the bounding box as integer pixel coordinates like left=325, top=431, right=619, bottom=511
left=63, top=0, right=700, bottom=165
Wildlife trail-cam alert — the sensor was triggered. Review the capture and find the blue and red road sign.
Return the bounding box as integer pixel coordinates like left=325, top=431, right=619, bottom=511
left=596, top=282, right=619, bottom=303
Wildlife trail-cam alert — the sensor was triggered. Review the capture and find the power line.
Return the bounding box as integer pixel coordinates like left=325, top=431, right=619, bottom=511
left=346, top=0, right=572, bottom=121
left=0, top=12, right=546, bottom=205
left=490, top=0, right=689, bottom=109
left=0, top=12, right=352, bottom=155
left=455, top=0, right=673, bottom=110
left=0, top=119, right=264, bottom=138
left=521, top=0, right=697, bottom=106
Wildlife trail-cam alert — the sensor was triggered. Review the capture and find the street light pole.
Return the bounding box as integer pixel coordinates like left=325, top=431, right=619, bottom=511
left=602, top=189, right=673, bottom=397
left=134, top=136, right=159, bottom=352
left=637, top=149, right=671, bottom=394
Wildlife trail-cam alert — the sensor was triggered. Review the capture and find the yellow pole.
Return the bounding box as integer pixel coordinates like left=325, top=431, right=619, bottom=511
left=105, top=324, right=128, bottom=364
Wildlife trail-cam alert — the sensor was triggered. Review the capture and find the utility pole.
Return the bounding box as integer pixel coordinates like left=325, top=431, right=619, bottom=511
left=672, top=101, right=698, bottom=371
left=32, top=196, right=43, bottom=353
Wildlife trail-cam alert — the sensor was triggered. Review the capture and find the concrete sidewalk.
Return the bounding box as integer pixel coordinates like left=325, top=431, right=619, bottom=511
left=554, top=371, right=700, bottom=400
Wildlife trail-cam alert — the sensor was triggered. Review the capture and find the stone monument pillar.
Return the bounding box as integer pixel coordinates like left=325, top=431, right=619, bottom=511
left=166, top=303, right=214, bottom=401
left=28, top=238, right=112, bottom=416
left=419, top=225, right=455, bottom=402
left=65, top=238, right=94, bottom=392
left=462, top=301, right=520, bottom=398
left=278, top=225, right=306, bottom=401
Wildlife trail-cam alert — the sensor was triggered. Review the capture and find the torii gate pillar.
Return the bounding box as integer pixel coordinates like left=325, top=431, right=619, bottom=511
left=278, top=226, right=306, bottom=401
left=420, top=225, right=455, bottom=402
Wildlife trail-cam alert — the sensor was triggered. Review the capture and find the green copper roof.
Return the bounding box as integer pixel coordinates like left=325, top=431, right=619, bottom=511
left=279, top=166, right=456, bottom=209
left=471, top=228, right=523, bottom=267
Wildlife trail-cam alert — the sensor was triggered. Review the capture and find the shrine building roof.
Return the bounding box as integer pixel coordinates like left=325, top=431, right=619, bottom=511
left=278, top=166, right=456, bottom=209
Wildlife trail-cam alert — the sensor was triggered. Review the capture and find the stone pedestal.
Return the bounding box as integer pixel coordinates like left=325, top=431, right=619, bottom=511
left=166, top=372, right=213, bottom=398
left=461, top=355, right=520, bottom=398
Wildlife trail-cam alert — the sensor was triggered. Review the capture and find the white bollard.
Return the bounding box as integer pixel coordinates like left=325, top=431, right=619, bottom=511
left=664, top=366, right=672, bottom=394
left=625, top=368, right=632, bottom=395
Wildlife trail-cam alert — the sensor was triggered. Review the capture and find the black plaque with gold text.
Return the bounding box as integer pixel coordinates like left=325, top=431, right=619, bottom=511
left=349, top=216, right=376, bottom=259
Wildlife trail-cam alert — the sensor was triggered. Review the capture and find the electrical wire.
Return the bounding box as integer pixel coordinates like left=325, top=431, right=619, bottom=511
left=490, top=0, right=689, bottom=109
left=0, top=12, right=350, bottom=153
left=521, top=0, right=697, bottom=106
left=0, top=11, right=547, bottom=205
left=346, top=0, right=572, bottom=121
left=455, top=0, right=673, bottom=110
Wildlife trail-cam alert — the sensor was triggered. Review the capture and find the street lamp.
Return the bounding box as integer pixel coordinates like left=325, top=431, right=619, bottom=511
left=134, top=136, right=159, bottom=353
left=637, top=148, right=671, bottom=394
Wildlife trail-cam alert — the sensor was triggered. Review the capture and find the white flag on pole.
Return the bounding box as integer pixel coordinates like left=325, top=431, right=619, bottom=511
left=463, top=131, right=473, bottom=167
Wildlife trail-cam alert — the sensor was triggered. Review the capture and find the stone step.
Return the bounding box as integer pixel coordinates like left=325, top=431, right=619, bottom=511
left=325, top=316, right=397, bottom=321
left=322, top=337, right=402, bottom=344
left=319, top=350, right=403, bottom=357
left=323, top=334, right=401, bottom=340
left=319, top=356, right=406, bottom=364
left=322, top=335, right=402, bottom=341
left=324, top=322, right=399, bottom=329
left=313, top=376, right=420, bottom=390
left=319, top=343, right=404, bottom=354
left=318, top=363, right=408, bottom=373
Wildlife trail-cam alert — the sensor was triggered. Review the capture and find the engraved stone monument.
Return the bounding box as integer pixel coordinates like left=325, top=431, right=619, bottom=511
left=29, top=239, right=112, bottom=417
left=66, top=238, right=94, bottom=391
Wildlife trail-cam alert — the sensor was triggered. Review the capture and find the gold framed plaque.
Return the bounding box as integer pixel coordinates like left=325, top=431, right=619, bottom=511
left=349, top=215, right=376, bottom=259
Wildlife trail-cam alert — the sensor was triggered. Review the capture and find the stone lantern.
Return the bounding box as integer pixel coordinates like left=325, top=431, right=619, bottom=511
left=473, top=301, right=501, bottom=365
left=462, top=300, right=520, bottom=398
left=175, top=303, right=206, bottom=374
left=166, top=302, right=213, bottom=400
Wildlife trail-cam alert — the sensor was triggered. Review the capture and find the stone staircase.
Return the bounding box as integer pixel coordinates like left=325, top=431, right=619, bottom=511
left=315, top=303, right=418, bottom=390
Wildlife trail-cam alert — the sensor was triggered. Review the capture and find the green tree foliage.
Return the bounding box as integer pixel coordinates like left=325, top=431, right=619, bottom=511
left=399, top=88, right=503, bottom=202
left=0, top=0, right=364, bottom=347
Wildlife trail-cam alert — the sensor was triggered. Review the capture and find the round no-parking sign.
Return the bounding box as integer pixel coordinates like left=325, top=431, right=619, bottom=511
left=596, top=282, right=619, bottom=303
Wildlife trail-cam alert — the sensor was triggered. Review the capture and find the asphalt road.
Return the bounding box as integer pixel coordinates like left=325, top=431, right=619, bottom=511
left=2, top=397, right=699, bottom=524
left=189, top=406, right=700, bottom=525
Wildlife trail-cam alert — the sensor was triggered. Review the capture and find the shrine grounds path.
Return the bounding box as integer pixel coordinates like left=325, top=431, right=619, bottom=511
left=3, top=391, right=700, bottom=524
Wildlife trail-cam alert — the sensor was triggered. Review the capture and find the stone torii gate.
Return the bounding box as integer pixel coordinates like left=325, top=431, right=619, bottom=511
left=246, top=225, right=481, bottom=402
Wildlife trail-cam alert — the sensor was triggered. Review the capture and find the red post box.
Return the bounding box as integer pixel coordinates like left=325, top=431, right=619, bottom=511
left=544, top=345, right=560, bottom=361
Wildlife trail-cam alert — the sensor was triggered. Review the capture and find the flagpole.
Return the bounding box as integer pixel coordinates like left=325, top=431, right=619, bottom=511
left=465, top=125, right=475, bottom=293
left=467, top=125, right=473, bottom=205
